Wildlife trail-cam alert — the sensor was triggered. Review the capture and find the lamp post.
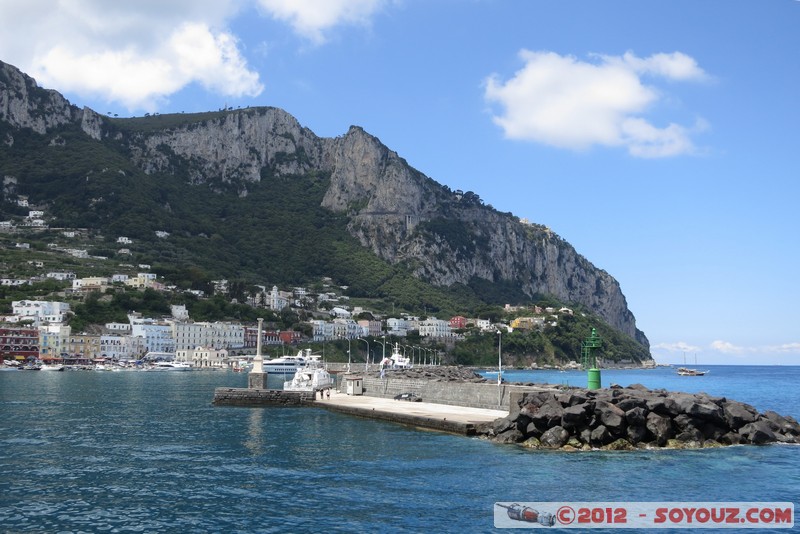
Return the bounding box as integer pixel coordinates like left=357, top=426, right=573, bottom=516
left=357, top=337, right=369, bottom=372
left=497, top=328, right=503, bottom=407
left=341, top=336, right=351, bottom=373
left=497, top=329, right=502, bottom=384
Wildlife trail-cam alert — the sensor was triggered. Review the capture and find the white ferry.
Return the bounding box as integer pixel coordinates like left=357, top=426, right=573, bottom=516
left=263, top=349, right=311, bottom=374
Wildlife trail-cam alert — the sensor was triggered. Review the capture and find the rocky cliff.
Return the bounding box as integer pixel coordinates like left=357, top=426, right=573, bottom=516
left=0, top=60, right=648, bottom=348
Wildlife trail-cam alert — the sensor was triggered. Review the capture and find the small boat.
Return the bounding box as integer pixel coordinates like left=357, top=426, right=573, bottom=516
left=677, top=367, right=708, bottom=376
left=40, top=363, right=65, bottom=371
left=389, top=343, right=412, bottom=369
left=283, top=355, right=332, bottom=392
left=232, top=360, right=250, bottom=372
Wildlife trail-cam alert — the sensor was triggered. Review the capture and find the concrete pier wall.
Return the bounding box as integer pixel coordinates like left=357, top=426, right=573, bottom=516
left=212, top=387, right=314, bottom=406
left=354, top=376, right=554, bottom=411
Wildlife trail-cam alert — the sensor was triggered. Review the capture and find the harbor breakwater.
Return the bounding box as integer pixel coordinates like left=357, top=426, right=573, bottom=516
left=482, top=383, right=800, bottom=450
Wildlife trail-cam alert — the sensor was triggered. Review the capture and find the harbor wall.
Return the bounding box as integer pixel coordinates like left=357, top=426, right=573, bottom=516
left=354, top=376, right=553, bottom=411
left=212, top=387, right=314, bottom=406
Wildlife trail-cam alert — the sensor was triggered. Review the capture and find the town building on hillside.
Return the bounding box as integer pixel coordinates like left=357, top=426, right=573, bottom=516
left=100, top=333, right=144, bottom=360
left=357, top=319, right=382, bottom=336
left=124, top=273, right=158, bottom=289
left=386, top=317, right=410, bottom=337
left=510, top=316, right=545, bottom=330
left=46, top=272, right=76, bottom=281
left=267, top=286, right=290, bottom=311
left=172, top=322, right=244, bottom=351
left=175, top=346, right=228, bottom=368
left=0, top=327, right=39, bottom=362
left=449, top=316, right=467, bottom=329
left=418, top=317, right=453, bottom=338
left=67, top=334, right=101, bottom=360
left=38, top=324, right=71, bottom=360
left=12, top=300, right=70, bottom=324
left=72, top=276, right=111, bottom=293
left=171, top=305, right=190, bottom=321
left=129, top=316, right=175, bottom=354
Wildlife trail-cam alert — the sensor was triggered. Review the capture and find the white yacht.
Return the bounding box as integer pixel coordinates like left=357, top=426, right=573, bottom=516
left=389, top=343, right=412, bottom=369
left=151, top=361, right=192, bottom=371
left=283, top=355, right=332, bottom=392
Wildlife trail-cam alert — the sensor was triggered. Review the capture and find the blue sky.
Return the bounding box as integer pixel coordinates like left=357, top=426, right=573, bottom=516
left=1, top=1, right=798, bottom=364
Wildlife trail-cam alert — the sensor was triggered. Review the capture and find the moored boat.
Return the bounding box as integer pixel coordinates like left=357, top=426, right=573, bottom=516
left=389, top=343, right=412, bottom=369
left=677, top=367, right=708, bottom=376
left=283, top=355, right=332, bottom=392
left=263, top=349, right=309, bottom=374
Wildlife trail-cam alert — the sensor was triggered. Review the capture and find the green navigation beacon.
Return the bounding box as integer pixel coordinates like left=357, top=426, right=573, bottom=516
left=581, top=327, right=602, bottom=390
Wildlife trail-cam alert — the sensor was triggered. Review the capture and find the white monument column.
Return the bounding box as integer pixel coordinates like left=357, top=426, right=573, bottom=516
left=252, top=318, right=264, bottom=373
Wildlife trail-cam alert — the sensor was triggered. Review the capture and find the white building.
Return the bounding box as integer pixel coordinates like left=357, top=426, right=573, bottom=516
left=175, top=346, right=228, bottom=368
left=12, top=300, right=70, bottom=323
left=129, top=316, right=175, bottom=354
left=268, top=285, right=289, bottom=311
left=100, top=333, right=145, bottom=360
left=386, top=317, right=410, bottom=337
left=72, top=276, right=110, bottom=293
left=46, top=272, right=76, bottom=281
left=171, top=305, right=190, bottom=321
left=418, top=317, right=453, bottom=338
left=172, top=322, right=244, bottom=351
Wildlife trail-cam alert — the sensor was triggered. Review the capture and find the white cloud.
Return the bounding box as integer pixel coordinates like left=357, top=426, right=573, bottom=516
left=484, top=50, right=708, bottom=157
left=652, top=341, right=702, bottom=354
left=0, top=1, right=262, bottom=111
left=256, top=0, right=386, bottom=44
left=710, top=340, right=800, bottom=355
left=710, top=340, right=747, bottom=354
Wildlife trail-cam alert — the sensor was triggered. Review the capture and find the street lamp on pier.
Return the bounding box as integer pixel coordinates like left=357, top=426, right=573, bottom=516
left=357, top=337, right=369, bottom=372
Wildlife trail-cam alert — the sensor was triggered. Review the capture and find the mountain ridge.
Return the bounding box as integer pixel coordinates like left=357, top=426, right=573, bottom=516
left=0, top=59, right=649, bottom=351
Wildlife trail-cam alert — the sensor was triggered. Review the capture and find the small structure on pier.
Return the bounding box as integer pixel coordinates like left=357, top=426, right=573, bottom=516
left=248, top=318, right=267, bottom=389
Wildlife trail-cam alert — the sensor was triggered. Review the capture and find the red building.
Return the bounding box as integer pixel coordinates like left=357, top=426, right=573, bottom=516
left=449, top=316, right=467, bottom=330
left=0, top=327, right=39, bottom=362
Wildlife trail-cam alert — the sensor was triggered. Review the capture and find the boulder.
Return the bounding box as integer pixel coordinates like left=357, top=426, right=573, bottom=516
left=494, top=428, right=524, bottom=444
left=762, top=410, right=800, bottom=436
left=624, top=406, right=648, bottom=427
left=595, top=400, right=627, bottom=433
left=561, top=403, right=590, bottom=429
left=626, top=424, right=648, bottom=444
left=540, top=426, right=570, bottom=449
left=738, top=421, right=777, bottom=445
left=722, top=400, right=758, bottom=430
left=603, top=438, right=635, bottom=451
left=646, top=412, right=674, bottom=446
left=646, top=396, right=680, bottom=417
left=527, top=396, right=565, bottom=427
left=616, top=397, right=648, bottom=412
left=590, top=425, right=613, bottom=446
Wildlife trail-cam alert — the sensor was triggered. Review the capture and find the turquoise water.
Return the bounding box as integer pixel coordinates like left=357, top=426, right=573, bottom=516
left=1, top=367, right=797, bottom=533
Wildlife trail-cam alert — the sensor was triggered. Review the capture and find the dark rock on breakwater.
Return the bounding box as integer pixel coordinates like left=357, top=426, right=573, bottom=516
left=377, top=366, right=489, bottom=382
left=478, top=384, right=800, bottom=450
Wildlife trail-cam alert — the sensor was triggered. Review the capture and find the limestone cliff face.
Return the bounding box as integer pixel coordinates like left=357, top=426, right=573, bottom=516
left=319, top=126, right=644, bottom=344
left=0, top=59, right=648, bottom=347
left=0, top=61, right=100, bottom=140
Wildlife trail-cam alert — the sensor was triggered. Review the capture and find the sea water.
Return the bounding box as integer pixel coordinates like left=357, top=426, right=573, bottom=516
left=0, top=366, right=797, bottom=533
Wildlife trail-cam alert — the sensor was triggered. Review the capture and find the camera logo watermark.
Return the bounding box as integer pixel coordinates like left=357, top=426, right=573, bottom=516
left=494, top=502, right=794, bottom=529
